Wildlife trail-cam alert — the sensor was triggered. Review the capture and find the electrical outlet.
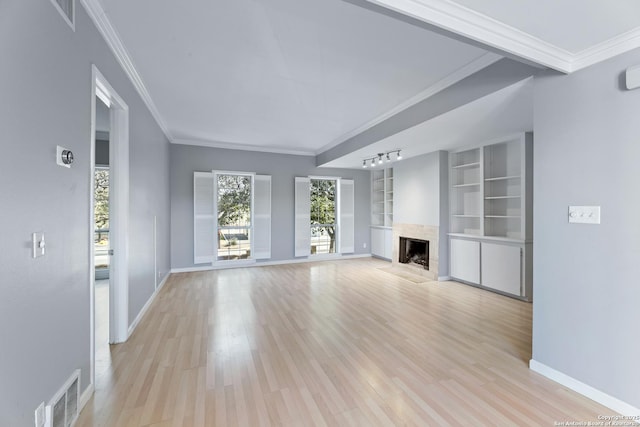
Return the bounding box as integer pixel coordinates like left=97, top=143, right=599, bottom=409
left=35, top=402, right=45, bottom=427
left=363, top=243, right=367, bottom=249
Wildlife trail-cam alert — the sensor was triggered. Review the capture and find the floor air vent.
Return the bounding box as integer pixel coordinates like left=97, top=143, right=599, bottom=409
left=46, top=369, right=80, bottom=427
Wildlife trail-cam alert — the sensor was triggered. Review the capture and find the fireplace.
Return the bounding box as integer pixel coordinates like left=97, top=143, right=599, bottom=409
left=399, top=237, right=429, bottom=270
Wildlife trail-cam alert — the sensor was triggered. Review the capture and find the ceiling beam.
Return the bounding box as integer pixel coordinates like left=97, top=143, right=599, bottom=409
left=316, top=58, right=538, bottom=166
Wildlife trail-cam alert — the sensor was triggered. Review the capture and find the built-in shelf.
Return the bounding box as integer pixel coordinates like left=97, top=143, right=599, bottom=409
left=452, top=182, right=481, bottom=188
left=452, top=161, right=480, bottom=169
left=485, top=196, right=520, bottom=200
left=449, top=133, right=533, bottom=300
left=485, top=175, right=521, bottom=182
left=371, top=168, right=393, bottom=227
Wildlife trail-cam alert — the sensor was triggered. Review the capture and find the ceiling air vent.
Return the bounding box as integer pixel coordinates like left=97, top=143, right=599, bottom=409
left=49, top=0, right=75, bottom=30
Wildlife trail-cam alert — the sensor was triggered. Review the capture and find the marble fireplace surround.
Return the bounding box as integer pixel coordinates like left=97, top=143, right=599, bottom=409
left=392, top=223, right=439, bottom=281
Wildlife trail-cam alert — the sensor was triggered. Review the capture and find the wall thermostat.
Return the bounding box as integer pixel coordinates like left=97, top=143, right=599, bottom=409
left=626, top=64, right=640, bottom=90
left=56, top=145, right=74, bottom=168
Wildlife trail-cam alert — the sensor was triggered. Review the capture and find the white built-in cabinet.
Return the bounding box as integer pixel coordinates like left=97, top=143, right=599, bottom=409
left=449, top=133, right=533, bottom=300
left=371, top=168, right=393, bottom=260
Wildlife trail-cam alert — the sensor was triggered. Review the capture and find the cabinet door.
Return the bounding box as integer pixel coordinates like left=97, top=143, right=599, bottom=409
left=450, top=238, right=480, bottom=284
left=481, top=242, right=522, bottom=295
left=371, top=228, right=385, bottom=257
left=383, top=228, right=393, bottom=260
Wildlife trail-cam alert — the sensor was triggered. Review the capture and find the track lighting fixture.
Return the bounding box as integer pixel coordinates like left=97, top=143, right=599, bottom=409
left=362, top=149, right=403, bottom=167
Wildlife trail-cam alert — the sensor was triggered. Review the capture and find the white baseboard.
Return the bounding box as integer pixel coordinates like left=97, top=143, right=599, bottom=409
left=78, top=383, right=94, bottom=417
left=171, top=254, right=372, bottom=274
left=530, top=359, right=640, bottom=420
left=438, top=275, right=451, bottom=281
left=127, top=272, right=170, bottom=338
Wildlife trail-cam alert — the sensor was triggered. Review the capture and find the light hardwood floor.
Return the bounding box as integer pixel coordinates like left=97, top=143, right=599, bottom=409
left=77, top=258, right=612, bottom=426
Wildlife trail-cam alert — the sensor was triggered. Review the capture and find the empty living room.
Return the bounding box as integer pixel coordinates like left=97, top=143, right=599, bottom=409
left=2, top=0, right=640, bottom=426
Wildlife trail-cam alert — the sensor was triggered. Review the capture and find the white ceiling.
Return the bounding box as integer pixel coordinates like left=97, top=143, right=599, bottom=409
left=87, top=0, right=640, bottom=165
left=321, top=78, right=533, bottom=169
left=96, top=0, right=489, bottom=154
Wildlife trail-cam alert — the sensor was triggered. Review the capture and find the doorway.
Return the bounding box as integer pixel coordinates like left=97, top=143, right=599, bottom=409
left=94, top=96, right=111, bottom=380
left=90, top=66, right=130, bottom=390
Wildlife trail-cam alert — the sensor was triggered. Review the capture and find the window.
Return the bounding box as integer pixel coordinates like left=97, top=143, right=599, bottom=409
left=310, top=179, right=337, bottom=254
left=193, top=172, right=271, bottom=264
left=294, top=177, right=354, bottom=257
left=94, top=167, right=109, bottom=271
left=216, top=174, right=251, bottom=261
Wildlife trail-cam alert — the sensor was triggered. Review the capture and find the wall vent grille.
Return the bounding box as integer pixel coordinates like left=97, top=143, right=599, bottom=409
left=49, top=0, right=75, bottom=30
left=46, top=369, right=80, bottom=427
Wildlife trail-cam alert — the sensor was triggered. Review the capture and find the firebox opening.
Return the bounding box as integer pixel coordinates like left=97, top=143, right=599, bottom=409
left=399, top=237, right=429, bottom=270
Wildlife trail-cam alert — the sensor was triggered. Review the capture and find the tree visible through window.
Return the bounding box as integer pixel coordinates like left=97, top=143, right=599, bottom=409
left=310, top=179, right=336, bottom=254
left=217, top=174, right=252, bottom=260
left=94, top=168, right=109, bottom=269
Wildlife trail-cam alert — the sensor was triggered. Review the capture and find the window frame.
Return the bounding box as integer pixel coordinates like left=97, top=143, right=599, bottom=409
left=309, top=177, right=339, bottom=256
left=213, top=170, right=255, bottom=264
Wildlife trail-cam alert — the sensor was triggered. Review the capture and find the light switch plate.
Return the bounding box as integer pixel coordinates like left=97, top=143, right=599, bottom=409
left=568, top=206, right=601, bottom=224
left=32, top=232, right=45, bottom=258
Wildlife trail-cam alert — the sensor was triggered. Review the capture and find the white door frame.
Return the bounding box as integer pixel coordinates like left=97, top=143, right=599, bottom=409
left=89, top=65, right=130, bottom=387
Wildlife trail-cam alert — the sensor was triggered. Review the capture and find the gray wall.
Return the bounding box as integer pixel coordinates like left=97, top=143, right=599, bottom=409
left=393, top=150, right=449, bottom=276
left=533, top=49, right=640, bottom=408
left=170, top=144, right=371, bottom=268
left=0, top=2, right=171, bottom=425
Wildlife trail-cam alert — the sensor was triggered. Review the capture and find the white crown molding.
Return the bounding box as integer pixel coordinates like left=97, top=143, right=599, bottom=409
left=316, top=51, right=503, bottom=155
left=572, top=27, right=640, bottom=72
left=365, top=0, right=575, bottom=73
left=172, top=138, right=316, bottom=156
left=365, top=0, right=640, bottom=74
left=80, top=0, right=174, bottom=142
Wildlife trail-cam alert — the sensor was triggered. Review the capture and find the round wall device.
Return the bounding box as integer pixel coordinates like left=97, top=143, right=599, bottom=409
left=61, top=149, right=74, bottom=165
